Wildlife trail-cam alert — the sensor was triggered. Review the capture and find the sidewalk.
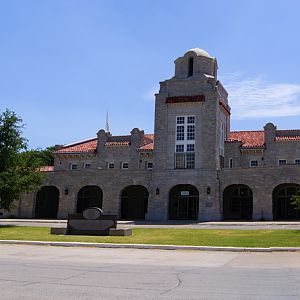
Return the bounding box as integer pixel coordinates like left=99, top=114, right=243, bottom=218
left=1, top=219, right=300, bottom=229
left=0, top=239, right=300, bottom=252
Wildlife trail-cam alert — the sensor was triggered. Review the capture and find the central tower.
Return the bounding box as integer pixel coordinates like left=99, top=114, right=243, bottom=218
left=147, top=48, right=230, bottom=221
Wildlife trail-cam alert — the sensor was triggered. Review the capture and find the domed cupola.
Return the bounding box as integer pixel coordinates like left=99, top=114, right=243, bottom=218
left=174, top=48, right=217, bottom=79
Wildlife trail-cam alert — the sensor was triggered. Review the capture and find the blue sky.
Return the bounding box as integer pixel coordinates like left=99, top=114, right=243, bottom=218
left=1, top=0, right=300, bottom=149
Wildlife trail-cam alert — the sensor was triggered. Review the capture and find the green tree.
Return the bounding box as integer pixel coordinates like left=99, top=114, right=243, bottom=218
left=0, top=109, right=44, bottom=210
left=291, top=195, right=300, bottom=212
left=36, top=146, right=55, bottom=166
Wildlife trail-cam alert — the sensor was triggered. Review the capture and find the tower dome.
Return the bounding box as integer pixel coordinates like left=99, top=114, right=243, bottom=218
left=185, top=48, right=211, bottom=58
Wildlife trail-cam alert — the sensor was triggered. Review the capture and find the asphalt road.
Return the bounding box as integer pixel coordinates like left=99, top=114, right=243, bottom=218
left=1, top=245, right=300, bottom=299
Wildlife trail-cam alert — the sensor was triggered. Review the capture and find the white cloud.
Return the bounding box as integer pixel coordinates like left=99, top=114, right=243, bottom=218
left=220, top=73, right=300, bottom=120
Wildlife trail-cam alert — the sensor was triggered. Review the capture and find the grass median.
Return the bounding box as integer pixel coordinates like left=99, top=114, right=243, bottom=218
left=1, top=226, right=300, bottom=247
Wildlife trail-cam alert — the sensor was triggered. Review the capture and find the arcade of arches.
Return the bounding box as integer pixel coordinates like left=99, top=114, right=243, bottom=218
left=33, top=183, right=300, bottom=220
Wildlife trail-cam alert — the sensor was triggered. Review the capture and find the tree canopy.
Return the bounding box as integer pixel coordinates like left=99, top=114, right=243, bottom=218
left=0, top=109, right=45, bottom=210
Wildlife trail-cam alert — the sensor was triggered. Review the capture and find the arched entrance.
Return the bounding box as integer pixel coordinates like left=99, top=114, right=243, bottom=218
left=223, top=185, right=253, bottom=220
left=35, top=186, right=59, bottom=219
left=77, top=186, right=103, bottom=214
left=273, top=184, right=300, bottom=220
left=121, top=185, right=148, bottom=220
left=169, top=185, right=199, bottom=220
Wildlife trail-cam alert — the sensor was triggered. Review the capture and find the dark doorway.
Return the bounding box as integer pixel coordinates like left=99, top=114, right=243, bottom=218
left=223, top=185, right=253, bottom=220
left=35, top=186, right=59, bottom=219
left=121, top=185, right=148, bottom=220
left=169, top=185, right=199, bottom=220
left=273, top=184, right=300, bottom=220
left=77, top=186, right=103, bottom=214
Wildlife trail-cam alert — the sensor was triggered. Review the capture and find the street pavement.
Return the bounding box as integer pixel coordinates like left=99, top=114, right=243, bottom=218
left=1, top=244, right=300, bottom=299
left=1, top=219, right=300, bottom=229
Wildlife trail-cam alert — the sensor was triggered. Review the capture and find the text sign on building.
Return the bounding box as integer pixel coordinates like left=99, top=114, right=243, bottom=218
left=180, top=191, right=190, bottom=196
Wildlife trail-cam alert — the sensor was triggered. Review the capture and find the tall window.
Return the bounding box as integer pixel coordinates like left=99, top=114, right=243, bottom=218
left=175, top=116, right=195, bottom=169
left=229, top=158, right=233, bottom=169
left=188, top=57, right=194, bottom=77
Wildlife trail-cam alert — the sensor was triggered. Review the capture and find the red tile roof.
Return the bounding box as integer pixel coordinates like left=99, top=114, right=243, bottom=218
left=227, top=131, right=265, bottom=148
left=276, top=136, right=300, bottom=141
left=55, top=138, right=97, bottom=153
left=138, top=142, right=154, bottom=151
left=40, top=166, right=54, bottom=172
left=275, top=129, right=300, bottom=141
left=55, top=134, right=154, bottom=154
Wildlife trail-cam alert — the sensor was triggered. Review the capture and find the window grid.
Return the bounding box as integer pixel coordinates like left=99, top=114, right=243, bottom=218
left=278, top=159, right=287, bottom=166
left=250, top=160, right=258, bottom=167
left=175, top=116, right=196, bottom=169
left=187, top=116, right=195, bottom=124
left=122, top=162, right=129, bottom=169
left=295, top=159, right=300, bottom=165
left=187, top=144, right=194, bottom=152
left=176, top=116, right=185, bottom=124
left=147, top=162, right=153, bottom=169
left=70, top=164, right=77, bottom=170
left=176, top=125, right=184, bottom=140
left=187, top=125, right=195, bottom=140
left=176, top=144, right=184, bottom=152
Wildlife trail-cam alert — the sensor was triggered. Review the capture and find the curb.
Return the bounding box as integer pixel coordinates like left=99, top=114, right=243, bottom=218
left=1, top=240, right=300, bottom=252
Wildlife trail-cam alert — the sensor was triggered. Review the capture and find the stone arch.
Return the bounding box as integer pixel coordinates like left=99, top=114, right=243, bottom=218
left=120, top=185, right=148, bottom=220
left=169, top=184, right=199, bottom=220
left=77, top=185, right=103, bottom=214
left=272, top=183, right=300, bottom=220
left=35, top=186, right=59, bottom=219
left=223, top=184, right=253, bottom=220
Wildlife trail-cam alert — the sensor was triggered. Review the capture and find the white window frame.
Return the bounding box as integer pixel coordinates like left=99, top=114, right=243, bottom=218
left=107, top=162, right=115, bottom=169
left=83, top=162, right=91, bottom=169
left=146, top=162, right=153, bottom=170
left=175, top=115, right=195, bottom=152
left=70, top=163, right=78, bottom=170
left=295, top=159, right=300, bottom=165
left=121, top=162, right=129, bottom=169
left=278, top=159, right=287, bottom=166
left=250, top=160, right=258, bottom=167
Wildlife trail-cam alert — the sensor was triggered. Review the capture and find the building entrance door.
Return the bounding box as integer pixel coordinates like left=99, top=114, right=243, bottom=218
left=177, top=195, right=198, bottom=219
left=169, top=185, right=199, bottom=220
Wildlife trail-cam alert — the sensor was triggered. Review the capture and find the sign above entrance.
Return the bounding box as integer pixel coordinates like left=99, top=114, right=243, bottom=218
left=180, top=191, right=190, bottom=196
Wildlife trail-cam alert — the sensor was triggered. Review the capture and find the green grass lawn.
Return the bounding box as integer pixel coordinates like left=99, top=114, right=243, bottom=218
left=0, top=226, right=300, bottom=247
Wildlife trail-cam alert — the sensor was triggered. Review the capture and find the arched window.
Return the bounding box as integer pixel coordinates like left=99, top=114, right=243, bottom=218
left=188, top=57, right=194, bottom=77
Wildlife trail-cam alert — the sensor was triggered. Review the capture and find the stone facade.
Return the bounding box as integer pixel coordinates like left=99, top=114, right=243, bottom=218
left=6, top=48, right=300, bottom=221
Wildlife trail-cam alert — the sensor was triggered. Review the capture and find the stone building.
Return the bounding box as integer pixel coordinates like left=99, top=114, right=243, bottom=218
left=3, top=48, right=300, bottom=220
